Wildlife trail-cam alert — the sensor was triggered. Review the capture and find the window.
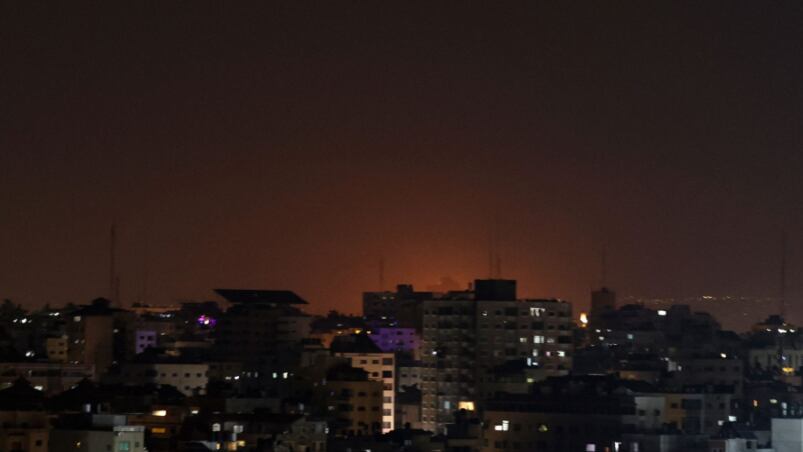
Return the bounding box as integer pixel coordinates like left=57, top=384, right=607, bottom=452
left=382, top=358, right=393, bottom=365
left=382, top=371, right=393, bottom=378
left=118, top=442, right=131, bottom=451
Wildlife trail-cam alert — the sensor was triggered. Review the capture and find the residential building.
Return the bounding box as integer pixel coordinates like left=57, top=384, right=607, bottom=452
left=66, top=299, right=116, bottom=376
left=420, top=279, right=573, bottom=432
left=50, top=414, right=145, bottom=452
left=213, top=289, right=311, bottom=368
left=324, top=364, right=384, bottom=437
left=331, top=334, right=396, bottom=433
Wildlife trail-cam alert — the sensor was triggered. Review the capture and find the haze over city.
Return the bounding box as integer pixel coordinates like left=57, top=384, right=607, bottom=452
left=2, top=2, right=802, bottom=318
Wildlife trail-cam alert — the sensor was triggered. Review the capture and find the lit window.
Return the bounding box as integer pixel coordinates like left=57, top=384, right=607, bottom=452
left=458, top=401, right=475, bottom=411
left=530, top=308, right=545, bottom=317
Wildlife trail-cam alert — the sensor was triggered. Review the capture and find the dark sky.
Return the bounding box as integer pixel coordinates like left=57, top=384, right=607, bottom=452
left=2, top=3, right=802, bottom=317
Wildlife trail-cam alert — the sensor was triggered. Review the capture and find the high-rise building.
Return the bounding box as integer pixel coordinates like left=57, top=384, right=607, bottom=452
left=420, top=280, right=573, bottom=433
left=213, top=289, right=312, bottom=369
left=589, top=287, right=616, bottom=326
left=363, top=284, right=433, bottom=331
left=66, top=299, right=116, bottom=377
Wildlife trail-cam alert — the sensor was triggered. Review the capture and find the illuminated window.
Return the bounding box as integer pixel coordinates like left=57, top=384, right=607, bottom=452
left=579, top=312, right=588, bottom=325
left=458, top=401, right=475, bottom=411
left=533, top=335, right=545, bottom=344
left=494, top=420, right=510, bottom=431
left=151, top=427, right=167, bottom=434
left=530, top=308, right=545, bottom=317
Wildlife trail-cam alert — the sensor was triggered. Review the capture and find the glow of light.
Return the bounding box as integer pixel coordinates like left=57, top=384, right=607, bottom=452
left=579, top=312, right=588, bottom=325
left=720, top=353, right=727, bottom=359
left=197, top=315, right=217, bottom=327
left=657, top=310, right=667, bottom=316
left=152, top=410, right=167, bottom=417
left=458, top=401, right=475, bottom=411
left=782, top=367, right=795, bottom=375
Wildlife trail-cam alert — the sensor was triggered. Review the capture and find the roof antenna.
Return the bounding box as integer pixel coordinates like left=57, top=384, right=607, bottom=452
left=490, top=218, right=503, bottom=279
left=140, top=227, right=149, bottom=305
left=109, top=223, right=117, bottom=305
left=487, top=228, right=494, bottom=279
left=780, top=230, right=787, bottom=320
left=379, top=256, right=385, bottom=291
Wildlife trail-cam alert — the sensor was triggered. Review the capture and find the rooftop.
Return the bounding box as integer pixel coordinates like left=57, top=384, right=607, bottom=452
left=214, top=289, right=308, bottom=305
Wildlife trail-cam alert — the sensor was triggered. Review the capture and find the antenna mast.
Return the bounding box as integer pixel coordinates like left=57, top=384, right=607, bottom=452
left=109, top=223, right=117, bottom=304
left=379, top=256, right=385, bottom=291
left=781, top=231, right=787, bottom=319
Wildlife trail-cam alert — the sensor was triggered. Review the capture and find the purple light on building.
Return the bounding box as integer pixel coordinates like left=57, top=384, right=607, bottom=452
left=369, top=327, right=420, bottom=354
left=197, top=315, right=217, bottom=327
left=135, top=330, right=157, bottom=354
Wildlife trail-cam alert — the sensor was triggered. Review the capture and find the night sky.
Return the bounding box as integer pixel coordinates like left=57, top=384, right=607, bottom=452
left=2, top=3, right=802, bottom=317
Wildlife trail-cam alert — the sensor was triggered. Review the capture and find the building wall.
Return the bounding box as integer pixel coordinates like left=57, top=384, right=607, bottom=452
left=49, top=428, right=145, bottom=452
left=663, top=393, right=734, bottom=435
left=772, top=417, right=803, bottom=452
left=421, top=298, right=476, bottom=432
left=482, top=410, right=622, bottom=452
left=336, top=352, right=396, bottom=433
left=134, top=330, right=158, bottom=354
left=398, top=364, right=422, bottom=390
left=750, top=348, right=803, bottom=371
left=46, top=336, right=68, bottom=363
left=369, top=327, right=420, bottom=357
left=0, top=411, right=49, bottom=452
left=0, top=362, right=94, bottom=395
left=214, top=304, right=311, bottom=367
left=421, top=297, right=573, bottom=433
left=120, top=363, right=209, bottom=396
left=678, top=358, right=744, bottom=394
left=67, top=314, right=114, bottom=375
left=325, top=379, right=384, bottom=437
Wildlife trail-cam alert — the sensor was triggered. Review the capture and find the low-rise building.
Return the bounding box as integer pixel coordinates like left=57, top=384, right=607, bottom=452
left=50, top=414, right=145, bottom=452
